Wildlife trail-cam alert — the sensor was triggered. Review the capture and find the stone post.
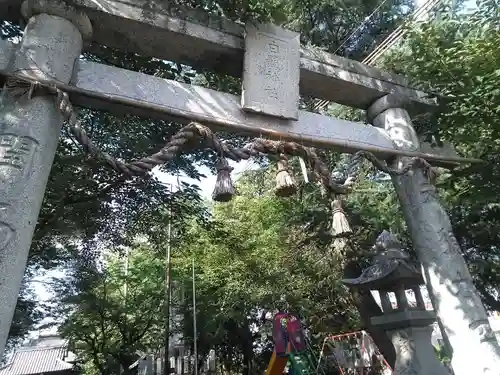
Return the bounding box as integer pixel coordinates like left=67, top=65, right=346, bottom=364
left=138, top=356, right=154, bottom=375
left=367, top=95, right=500, bottom=375
left=386, top=324, right=449, bottom=375
left=0, top=0, right=91, bottom=355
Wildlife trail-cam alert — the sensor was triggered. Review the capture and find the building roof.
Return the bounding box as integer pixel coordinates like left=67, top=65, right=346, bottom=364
left=0, top=335, right=76, bottom=375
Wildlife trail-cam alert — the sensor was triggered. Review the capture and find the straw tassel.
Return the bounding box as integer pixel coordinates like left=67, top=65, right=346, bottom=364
left=275, top=154, right=297, bottom=197
left=212, top=158, right=236, bottom=202
left=331, top=198, right=352, bottom=251
left=298, top=157, right=312, bottom=184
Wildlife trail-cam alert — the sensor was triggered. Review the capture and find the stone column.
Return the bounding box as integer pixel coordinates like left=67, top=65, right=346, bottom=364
left=367, top=95, right=500, bottom=375
left=371, top=310, right=450, bottom=375
left=385, top=323, right=449, bottom=375
left=0, top=0, right=91, bottom=355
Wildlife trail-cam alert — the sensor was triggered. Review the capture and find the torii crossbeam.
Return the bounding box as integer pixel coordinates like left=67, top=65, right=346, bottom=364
left=0, top=39, right=471, bottom=167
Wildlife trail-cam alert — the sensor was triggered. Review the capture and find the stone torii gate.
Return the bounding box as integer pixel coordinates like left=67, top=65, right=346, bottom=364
left=0, top=0, right=499, bottom=374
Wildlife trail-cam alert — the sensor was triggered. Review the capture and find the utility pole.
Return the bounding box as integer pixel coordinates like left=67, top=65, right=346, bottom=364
left=163, top=187, right=173, bottom=375
left=192, top=257, right=198, bottom=375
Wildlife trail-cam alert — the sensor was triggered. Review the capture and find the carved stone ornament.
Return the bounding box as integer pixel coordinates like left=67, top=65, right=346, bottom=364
left=342, top=230, right=422, bottom=288
left=241, top=23, right=300, bottom=120
left=0, top=133, right=39, bottom=183
left=372, top=230, right=410, bottom=260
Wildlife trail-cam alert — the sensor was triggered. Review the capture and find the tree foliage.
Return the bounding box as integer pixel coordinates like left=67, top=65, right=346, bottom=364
left=56, top=170, right=362, bottom=375
left=51, top=243, right=166, bottom=375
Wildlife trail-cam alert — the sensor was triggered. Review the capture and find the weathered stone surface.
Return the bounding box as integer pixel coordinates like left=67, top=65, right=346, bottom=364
left=0, top=39, right=15, bottom=69
left=242, top=23, right=300, bottom=120
left=368, top=95, right=500, bottom=375
left=70, top=60, right=396, bottom=153
left=342, top=230, right=422, bottom=291
left=21, top=0, right=93, bottom=41
left=420, top=139, right=459, bottom=159
left=0, top=38, right=469, bottom=167
left=0, top=0, right=437, bottom=113
left=371, top=310, right=437, bottom=330
left=0, top=2, right=89, bottom=356
left=344, top=230, right=451, bottom=375
left=0, top=42, right=469, bottom=167
left=387, top=326, right=450, bottom=375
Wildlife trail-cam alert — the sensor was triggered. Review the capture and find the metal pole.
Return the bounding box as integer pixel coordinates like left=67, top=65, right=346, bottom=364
left=122, top=245, right=130, bottom=375
left=123, top=247, right=129, bottom=301
left=192, top=257, right=198, bottom=375
left=163, top=191, right=173, bottom=375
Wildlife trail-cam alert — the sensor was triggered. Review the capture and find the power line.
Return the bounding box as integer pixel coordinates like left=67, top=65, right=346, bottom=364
left=314, top=0, right=442, bottom=112
left=333, top=0, right=392, bottom=55
left=363, top=0, right=442, bottom=64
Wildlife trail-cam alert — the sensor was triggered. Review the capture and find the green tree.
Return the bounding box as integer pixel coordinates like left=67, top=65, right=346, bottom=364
left=5, top=275, right=43, bottom=356
left=173, top=169, right=392, bottom=375
left=53, top=242, right=166, bottom=375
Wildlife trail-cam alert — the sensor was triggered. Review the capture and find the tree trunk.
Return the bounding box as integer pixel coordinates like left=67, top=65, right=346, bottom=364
left=241, top=318, right=254, bottom=375
left=92, top=353, right=111, bottom=375
left=116, top=352, right=137, bottom=375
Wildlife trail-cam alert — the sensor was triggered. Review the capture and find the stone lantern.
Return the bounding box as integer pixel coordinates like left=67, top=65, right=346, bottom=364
left=342, top=230, right=450, bottom=375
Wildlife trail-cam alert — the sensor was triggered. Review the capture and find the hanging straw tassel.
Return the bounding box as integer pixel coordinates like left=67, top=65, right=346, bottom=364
left=298, top=157, right=312, bottom=184
left=331, top=198, right=352, bottom=251
left=212, top=158, right=236, bottom=202
left=275, top=154, right=297, bottom=197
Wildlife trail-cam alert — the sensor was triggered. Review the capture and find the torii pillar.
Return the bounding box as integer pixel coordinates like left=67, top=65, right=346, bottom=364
left=367, top=95, right=500, bottom=375
left=0, top=0, right=92, bottom=355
